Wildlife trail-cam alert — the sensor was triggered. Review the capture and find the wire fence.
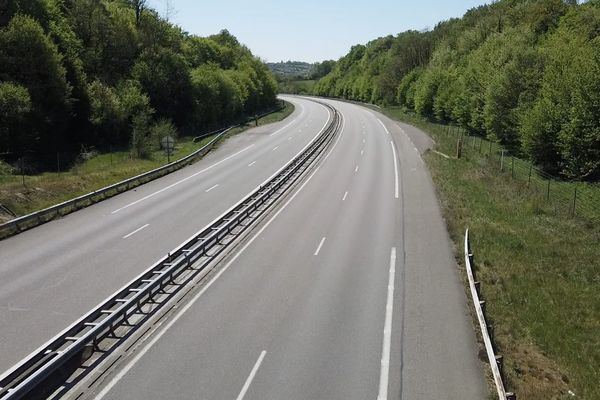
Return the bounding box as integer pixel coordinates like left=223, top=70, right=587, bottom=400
left=384, top=108, right=600, bottom=221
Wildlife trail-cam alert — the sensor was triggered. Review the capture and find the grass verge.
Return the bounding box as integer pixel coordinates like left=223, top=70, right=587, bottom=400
left=0, top=102, right=295, bottom=219
left=383, top=107, right=600, bottom=399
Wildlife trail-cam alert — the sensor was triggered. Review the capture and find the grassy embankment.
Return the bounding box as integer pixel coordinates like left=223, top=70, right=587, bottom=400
left=382, top=107, right=600, bottom=400
left=0, top=102, right=295, bottom=219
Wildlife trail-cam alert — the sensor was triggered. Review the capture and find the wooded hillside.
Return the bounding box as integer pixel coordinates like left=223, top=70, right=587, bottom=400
left=0, top=0, right=277, bottom=170
left=315, top=0, right=600, bottom=181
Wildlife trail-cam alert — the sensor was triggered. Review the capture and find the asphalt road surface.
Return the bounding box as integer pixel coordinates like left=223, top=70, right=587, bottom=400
left=87, top=97, right=488, bottom=400
left=0, top=97, right=332, bottom=372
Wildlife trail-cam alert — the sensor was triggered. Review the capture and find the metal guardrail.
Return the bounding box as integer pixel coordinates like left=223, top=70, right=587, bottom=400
left=0, top=101, right=340, bottom=399
left=464, top=229, right=516, bottom=400
left=0, top=102, right=287, bottom=241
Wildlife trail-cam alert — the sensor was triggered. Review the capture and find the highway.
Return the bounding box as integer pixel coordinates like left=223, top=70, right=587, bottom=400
left=83, top=98, right=488, bottom=399
left=0, top=97, right=331, bottom=372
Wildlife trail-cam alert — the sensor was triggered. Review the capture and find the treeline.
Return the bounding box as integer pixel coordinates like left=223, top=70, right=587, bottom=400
left=315, top=0, right=600, bottom=181
left=0, top=0, right=277, bottom=170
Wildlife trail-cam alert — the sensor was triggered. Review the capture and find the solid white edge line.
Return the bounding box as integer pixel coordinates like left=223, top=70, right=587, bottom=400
left=93, top=157, right=325, bottom=400
left=377, top=118, right=391, bottom=136
left=205, top=184, right=219, bottom=193
left=111, top=144, right=255, bottom=214
left=323, top=113, right=344, bottom=161
left=377, top=247, right=397, bottom=400
left=342, top=191, right=348, bottom=201
left=314, top=237, right=326, bottom=256
left=235, top=350, right=267, bottom=400
left=390, top=141, right=399, bottom=199
left=122, top=224, right=149, bottom=239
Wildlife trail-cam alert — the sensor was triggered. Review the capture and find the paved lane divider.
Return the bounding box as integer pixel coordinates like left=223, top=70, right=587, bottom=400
left=205, top=184, right=219, bottom=193
left=314, top=237, right=327, bottom=256
left=0, top=101, right=341, bottom=400
left=122, top=224, right=149, bottom=239
left=235, top=351, right=267, bottom=400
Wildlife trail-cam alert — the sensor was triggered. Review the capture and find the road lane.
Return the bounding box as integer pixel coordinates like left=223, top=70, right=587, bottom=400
left=92, top=98, right=486, bottom=399
left=0, top=96, right=330, bottom=372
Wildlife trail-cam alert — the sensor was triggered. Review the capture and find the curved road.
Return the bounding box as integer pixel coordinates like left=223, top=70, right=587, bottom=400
left=83, top=98, right=488, bottom=399
left=0, top=97, right=331, bottom=371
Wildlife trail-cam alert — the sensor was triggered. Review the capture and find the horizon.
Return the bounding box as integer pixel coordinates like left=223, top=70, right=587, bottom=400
left=147, top=0, right=490, bottom=63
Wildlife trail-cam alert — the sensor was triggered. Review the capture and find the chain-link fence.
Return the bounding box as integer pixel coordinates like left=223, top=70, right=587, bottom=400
left=385, top=108, right=600, bottom=221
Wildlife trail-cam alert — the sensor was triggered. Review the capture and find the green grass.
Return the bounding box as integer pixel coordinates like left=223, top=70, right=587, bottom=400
left=0, top=102, right=295, bottom=219
left=382, top=106, right=600, bottom=399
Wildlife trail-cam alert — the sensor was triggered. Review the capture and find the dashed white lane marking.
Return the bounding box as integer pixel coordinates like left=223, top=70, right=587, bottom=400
left=235, top=351, right=267, bottom=400
left=111, top=144, right=255, bottom=214
left=363, top=138, right=366, bottom=144
left=288, top=136, right=293, bottom=140
left=377, top=247, right=397, bottom=400
left=269, top=105, right=305, bottom=136
left=361, top=149, right=364, bottom=156
left=355, top=165, right=359, bottom=173
left=314, top=237, right=327, bottom=256
left=272, top=146, right=279, bottom=151
left=122, top=224, right=149, bottom=239
left=205, top=184, right=219, bottom=192
left=248, top=161, right=256, bottom=167
left=342, top=191, right=348, bottom=201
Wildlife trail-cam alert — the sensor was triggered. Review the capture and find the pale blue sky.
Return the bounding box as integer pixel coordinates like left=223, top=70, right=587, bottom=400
left=148, top=0, right=489, bottom=63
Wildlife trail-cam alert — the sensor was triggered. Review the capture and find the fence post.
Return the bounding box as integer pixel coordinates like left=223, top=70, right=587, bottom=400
left=456, top=137, right=463, bottom=159
left=528, top=163, right=532, bottom=187
left=479, top=137, right=483, bottom=153
left=546, top=180, right=551, bottom=201
left=489, top=140, right=493, bottom=156
left=572, top=187, right=578, bottom=216
left=500, top=150, right=505, bottom=172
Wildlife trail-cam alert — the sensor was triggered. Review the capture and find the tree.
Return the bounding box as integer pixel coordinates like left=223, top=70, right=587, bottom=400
left=0, top=82, right=32, bottom=152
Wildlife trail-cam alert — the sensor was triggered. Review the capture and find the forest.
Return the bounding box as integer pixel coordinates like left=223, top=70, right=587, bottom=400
left=315, top=0, right=600, bottom=181
left=0, top=0, right=277, bottom=171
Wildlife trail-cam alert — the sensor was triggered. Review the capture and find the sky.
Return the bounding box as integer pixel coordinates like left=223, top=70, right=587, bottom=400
left=147, top=0, right=490, bottom=63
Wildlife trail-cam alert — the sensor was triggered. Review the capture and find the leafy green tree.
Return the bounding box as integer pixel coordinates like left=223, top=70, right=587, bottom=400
left=0, top=14, right=71, bottom=153
left=0, top=82, right=32, bottom=152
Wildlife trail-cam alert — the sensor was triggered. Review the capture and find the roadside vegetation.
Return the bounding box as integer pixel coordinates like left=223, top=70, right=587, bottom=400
left=381, top=106, right=600, bottom=399
left=268, top=60, right=335, bottom=95
left=314, top=0, right=600, bottom=182
left=0, top=103, right=294, bottom=220
left=0, top=0, right=278, bottom=175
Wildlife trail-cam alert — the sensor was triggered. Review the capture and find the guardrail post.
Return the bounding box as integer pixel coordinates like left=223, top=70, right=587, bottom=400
left=479, top=300, right=486, bottom=316
left=506, top=392, right=517, bottom=400
left=496, top=354, right=504, bottom=380
left=474, top=281, right=481, bottom=296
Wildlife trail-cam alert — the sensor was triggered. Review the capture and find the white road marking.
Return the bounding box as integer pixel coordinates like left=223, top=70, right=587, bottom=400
left=111, top=145, right=255, bottom=214
left=390, top=141, right=399, bottom=199
left=377, top=119, right=391, bottom=136
left=94, top=163, right=324, bottom=400
left=377, top=247, right=397, bottom=400
left=235, top=351, right=267, bottom=400
left=355, top=165, right=359, bottom=173
left=314, top=237, right=326, bottom=256
left=122, top=224, right=149, bottom=239
left=205, top=184, right=219, bottom=192
left=288, top=136, right=293, bottom=140
left=342, top=191, right=348, bottom=201
left=361, top=149, right=364, bottom=156
left=272, top=146, right=279, bottom=151
left=414, top=147, right=419, bottom=153
left=363, top=138, right=366, bottom=144
left=269, top=105, right=305, bottom=136
left=248, top=161, right=256, bottom=167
